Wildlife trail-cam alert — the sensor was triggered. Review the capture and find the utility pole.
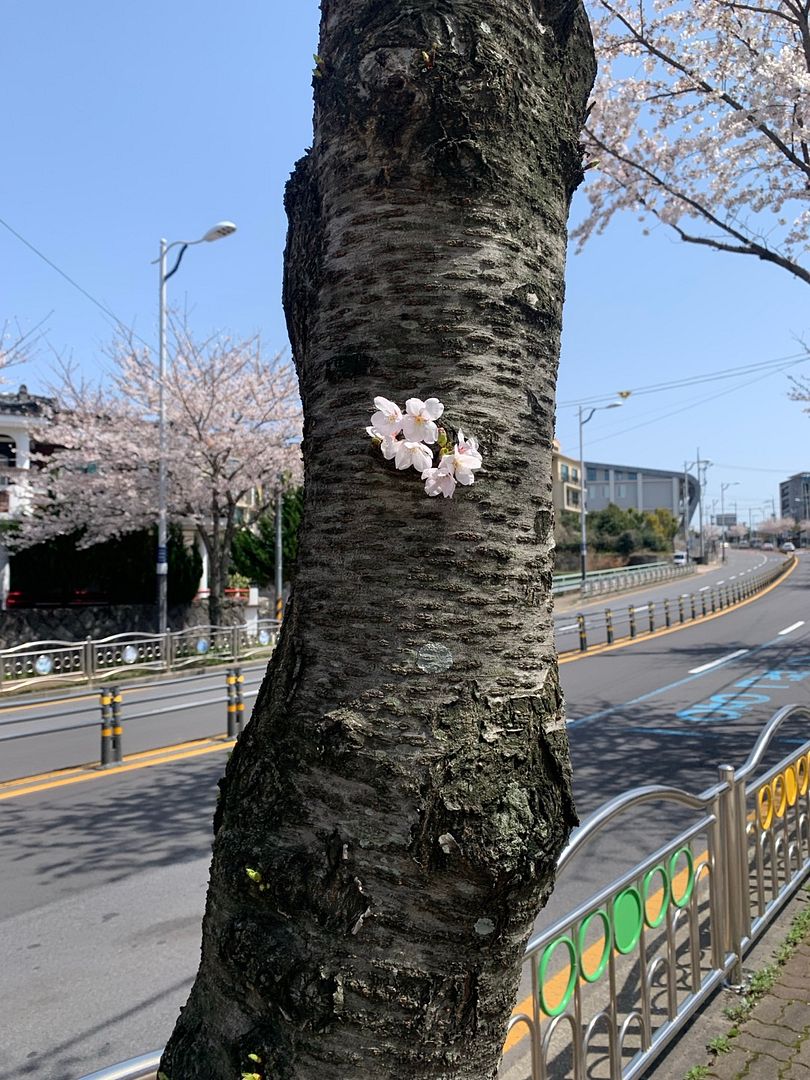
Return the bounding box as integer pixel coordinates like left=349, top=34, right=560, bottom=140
left=697, top=448, right=705, bottom=562
left=683, top=461, right=690, bottom=554
left=274, top=485, right=283, bottom=622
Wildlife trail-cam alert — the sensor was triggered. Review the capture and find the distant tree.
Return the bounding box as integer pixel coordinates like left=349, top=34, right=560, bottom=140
left=579, top=0, right=810, bottom=286
left=10, top=525, right=200, bottom=606
left=231, top=487, right=303, bottom=587
left=13, top=324, right=302, bottom=626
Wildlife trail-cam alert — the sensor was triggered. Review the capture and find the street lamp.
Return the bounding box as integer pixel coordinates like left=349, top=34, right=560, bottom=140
left=578, top=393, right=630, bottom=580
left=719, top=481, right=739, bottom=563
left=153, top=221, right=237, bottom=634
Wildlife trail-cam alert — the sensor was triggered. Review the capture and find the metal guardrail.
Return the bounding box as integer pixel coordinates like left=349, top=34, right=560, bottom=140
left=0, top=619, right=280, bottom=693
left=553, top=561, right=694, bottom=598
left=557, top=556, right=792, bottom=656
left=76, top=703, right=810, bottom=1080
left=505, top=702, right=810, bottom=1079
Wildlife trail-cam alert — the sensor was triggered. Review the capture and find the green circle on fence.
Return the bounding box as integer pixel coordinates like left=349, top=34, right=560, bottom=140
left=642, top=865, right=671, bottom=928
left=538, top=935, right=578, bottom=1017
left=577, top=909, right=611, bottom=983
left=613, top=887, right=643, bottom=954
left=668, top=847, right=695, bottom=908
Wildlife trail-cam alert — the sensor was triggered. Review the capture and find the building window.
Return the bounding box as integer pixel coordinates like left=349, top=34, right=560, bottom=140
left=560, top=463, right=569, bottom=481
left=0, top=491, right=9, bottom=512
left=587, top=467, right=597, bottom=481
left=616, top=483, right=628, bottom=499
left=571, top=467, right=579, bottom=481
left=566, top=488, right=580, bottom=508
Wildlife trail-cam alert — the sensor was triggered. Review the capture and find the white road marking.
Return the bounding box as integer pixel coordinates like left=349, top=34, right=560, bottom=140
left=700, top=586, right=711, bottom=592
left=688, top=649, right=749, bottom=674
left=778, top=621, right=806, bottom=636
left=717, top=580, right=725, bottom=585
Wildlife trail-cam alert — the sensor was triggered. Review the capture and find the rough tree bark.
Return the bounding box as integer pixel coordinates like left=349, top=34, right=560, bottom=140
left=160, top=2, right=595, bottom=1077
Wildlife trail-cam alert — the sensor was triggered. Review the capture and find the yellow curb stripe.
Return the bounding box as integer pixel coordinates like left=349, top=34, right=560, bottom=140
left=0, top=738, right=235, bottom=801
left=558, top=558, right=796, bottom=665
left=503, top=850, right=705, bottom=1054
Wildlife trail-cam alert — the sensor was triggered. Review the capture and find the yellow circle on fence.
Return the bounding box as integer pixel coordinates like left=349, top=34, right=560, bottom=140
left=797, top=755, right=809, bottom=798
left=758, top=784, right=773, bottom=830
left=785, top=765, right=798, bottom=808
left=773, top=774, right=787, bottom=819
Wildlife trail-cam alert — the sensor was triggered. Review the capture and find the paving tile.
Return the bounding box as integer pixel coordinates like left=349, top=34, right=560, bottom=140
left=705, top=1046, right=751, bottom=1079
left=780, top=1002, right=810, bottom=1033
left=745, top=1017, right=803, bottom=1048
left=734, top=1031, right=794, bottom=1062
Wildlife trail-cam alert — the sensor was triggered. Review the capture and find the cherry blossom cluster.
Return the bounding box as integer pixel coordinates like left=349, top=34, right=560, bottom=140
left=366, top=396, right=483, bottom=499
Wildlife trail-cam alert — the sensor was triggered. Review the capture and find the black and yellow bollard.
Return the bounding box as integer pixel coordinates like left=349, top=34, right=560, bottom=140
left=111, top=686, right=123, bottom=763
left=605, top=608, right=614, bottom=645
left=99, top=689, right=113, bottom=767
left=648, top=601, right=655, bottom=633
left=701, top=592, right=708, bottom=617
left=678, top=595, right=685, bottom=623
left=664, top=598, right=671, bottom=628
left=234, top=667, right=245, bottom=734
left=275, top=594, right=283, bottom=622
left=577, top=614, right=587, bottom=652
left=226, top=668, right=237, bottom=738
left=691, top=593, right=697, bottom=620
left=628, top=605, right=637, bottom=638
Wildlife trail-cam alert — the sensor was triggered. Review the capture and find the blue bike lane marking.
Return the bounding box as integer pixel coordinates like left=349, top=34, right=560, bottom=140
left=566, top=632, right=810, bottom=732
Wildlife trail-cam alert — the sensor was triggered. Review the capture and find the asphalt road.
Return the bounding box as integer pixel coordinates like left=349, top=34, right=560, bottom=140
left=0, top=550, right=805, bottom=1079
left=0, top=549, right=780, bottom=784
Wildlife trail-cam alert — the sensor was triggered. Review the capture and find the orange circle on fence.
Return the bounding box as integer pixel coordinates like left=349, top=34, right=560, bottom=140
left=758, top=785, right=773, bottom=831
left=785, top=765, right=798, bottom=808
left=798, top=755, right=809, bottom=798
left=773, top=774, right=787, bottom=819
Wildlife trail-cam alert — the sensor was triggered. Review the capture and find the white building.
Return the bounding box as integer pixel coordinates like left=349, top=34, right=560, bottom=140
left=0, top=385, right=54, bottom=605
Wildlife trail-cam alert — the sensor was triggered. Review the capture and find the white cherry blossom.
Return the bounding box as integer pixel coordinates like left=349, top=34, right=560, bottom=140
left=370, top=396, right=403, bottom=437
left=449, top=428, right=483, bottom=485
left=366, top=425, right=399, bottom=460
left=422, top=462, right=457, bottom=498
left=394, top=440, right=433, bottom=473
left=402, top=397, right=444, bottom=444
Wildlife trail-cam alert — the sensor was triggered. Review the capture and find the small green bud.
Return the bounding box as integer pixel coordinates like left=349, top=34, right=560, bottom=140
left=437, top=427, right=448, bottom=448
left=242, top=1073, right=262, bottom=1080
left=247, top=1053, right=262, bottom=1063
left=245, top=867, right=262, bottom=883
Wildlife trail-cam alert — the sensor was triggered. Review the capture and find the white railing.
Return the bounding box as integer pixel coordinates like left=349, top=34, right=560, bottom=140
left=0, top=619, right=279, bottom=693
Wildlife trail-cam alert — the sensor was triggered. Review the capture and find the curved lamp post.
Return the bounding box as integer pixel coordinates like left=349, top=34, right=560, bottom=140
left=153, top=221, right=237, bottom=633
left=578, top=393, right=630, bottom=581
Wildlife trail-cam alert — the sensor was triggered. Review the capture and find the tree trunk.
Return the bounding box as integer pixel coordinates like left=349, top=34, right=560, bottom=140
left=161, top=2, right=594, bottom=1078
left=206, top=494, right=225, bottom=628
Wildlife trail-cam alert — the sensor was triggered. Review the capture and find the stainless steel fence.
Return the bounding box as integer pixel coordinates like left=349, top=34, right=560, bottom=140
left=77, top=703, right=810, bottom=1080
left=553, top=561, right=694, bottom=598
left=0, top=619, right=280, bottom=693
left=556, top=556, right=792, bottom=657
left=503, top=702, right=810, bottom=1079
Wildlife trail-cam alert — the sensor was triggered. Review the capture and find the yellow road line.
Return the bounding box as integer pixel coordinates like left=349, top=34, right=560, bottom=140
left=559, top=558, right=797, bottom=665
left=0, top=737, right=234, bottom=801
left=503, top=851, right=704, bottom=1054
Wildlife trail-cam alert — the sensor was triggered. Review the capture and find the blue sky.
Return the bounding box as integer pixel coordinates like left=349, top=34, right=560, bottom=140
left=3, top=1, right=808, bottom=520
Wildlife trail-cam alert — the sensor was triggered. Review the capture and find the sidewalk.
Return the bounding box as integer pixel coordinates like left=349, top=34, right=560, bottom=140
left=646, top=887, right=810, bottom=1080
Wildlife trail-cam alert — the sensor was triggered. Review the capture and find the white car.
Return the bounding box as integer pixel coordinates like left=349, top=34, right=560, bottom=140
left=781, top=541, right=796, bottom=553
left=673, top=551, right=688, bottom=566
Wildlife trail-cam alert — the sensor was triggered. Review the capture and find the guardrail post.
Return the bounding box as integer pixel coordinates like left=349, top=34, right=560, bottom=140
left=111, top=685, right=123, bottom=763
left=647, top=601, right=655, bottom=633
left=605, top=608, right=614, bottom=645
left=710, top=590, right=716, bottom=614
left=164, top=630, right=173, bottom=674
left=717, top=763, right=745, bottom=986
left=84, top=635, right=94, bottom=683
left=99, top=689, right=113, bottom=767
left=235, top=666, right=245, bottom=733
left=628, top=604, right=636, bottom=638
left=701, top=592, right=708, bottom=617
left=226, top=668, right=237, bottom=737
left=691, top=593, right=697, bottom=620
left=231, top=624, right=240, bottom=661
left=577, top=614, right=587, bottom=652
left=678, top=595, right=685, bottom=623
left=664, top=598, right=671, bottom=628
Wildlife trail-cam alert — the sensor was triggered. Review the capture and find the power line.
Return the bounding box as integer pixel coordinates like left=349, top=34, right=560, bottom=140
left=557, top=349, right=809, bottom=408
left=0, top=213, right=155, bottom=354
